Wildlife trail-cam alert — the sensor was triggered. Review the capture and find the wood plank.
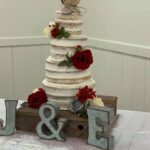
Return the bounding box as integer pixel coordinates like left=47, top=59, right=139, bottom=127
left=26, top=46, right=42, bottom=94
left=132, top=57, right=146, bottom=111
left=91, top=49, right=107, bottom=93
left=0, top=47, right=13, bottom=99
left=39, top=45, right=50, bottom=82
left=92, top=49, right=122, bottom=109
left=104, top=52, right=122, bottom=109
left=144, top=59, right=150, bottom=112
left=13, top=45, right=46, bottom=100
left=13, top=46, right=28, bottom=99
left=16, top=96, right=117, bottom=139
left=121, top=55, right=134, bottom=110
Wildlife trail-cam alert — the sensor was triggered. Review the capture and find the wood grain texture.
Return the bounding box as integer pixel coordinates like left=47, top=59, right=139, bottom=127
left=12, top=45, right=49, bottom=100
left=0, top=47, right=13, bottom=99
left=16, top=106, right=89, bottom=138
left=39, top=45, right=50, bottom=83
left=121, top=55, right=134, bottom=110
left=16, top=96, right=117, bottom=139
left=132, top=57, right=146, bottom=111
left=144, top=59, right=150, bottom=112
left=92, top=49, right=122, bottom=109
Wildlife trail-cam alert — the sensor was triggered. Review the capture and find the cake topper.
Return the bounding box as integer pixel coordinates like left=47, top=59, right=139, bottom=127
left=61, top=0, right=80, bottom=6
left=61, top=0, right=86, bottom=15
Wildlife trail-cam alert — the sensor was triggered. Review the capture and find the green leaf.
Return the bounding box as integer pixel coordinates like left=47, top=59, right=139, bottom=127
left=21, top=102, right=28, bottom=107
left=58, top=58, right=72, bottom=67
left=56, top=34, right=62, bottom=39
left=56, top=27, right=70, bottom=39
left=66, top=53, right=73, bottom=63
left=66, top=61, right=72, bottom=67
left=63, top=32, right=70, bottom=38
left=66, top=53, right=70, bottom=60
left=59, top=27, right=65, bottom=34
left=56, top=27, right=65, bottom=39
left=58, top=60, right=68, bottom=66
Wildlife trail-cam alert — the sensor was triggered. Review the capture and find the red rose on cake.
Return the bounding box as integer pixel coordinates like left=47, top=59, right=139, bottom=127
left=27, top=88, right=47, bottom=109
left=71, top=49, right=93, bottom=70
left=48, top=22, right=70, bottom=39
left=70, top=86, right=96, bottom=116
left=58, top=45, right=93, bottom=70
left=49, top=22, right=59, bottom=38
left=76, top=86, right=96, bottom=104
left=51, top=27, right=59, bottom=38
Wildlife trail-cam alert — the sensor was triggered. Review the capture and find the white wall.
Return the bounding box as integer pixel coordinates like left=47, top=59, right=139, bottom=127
left=0, top=0, right=59, bottom=37
left=1, top=0, right=150, bottom=44
left=82, top=0, right=150, bottom=46
left=0, top=0, right=150, bottom=111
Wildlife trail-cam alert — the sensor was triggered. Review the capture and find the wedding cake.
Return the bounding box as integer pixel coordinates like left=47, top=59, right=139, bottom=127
left=43, top=0, right=96, bottom=110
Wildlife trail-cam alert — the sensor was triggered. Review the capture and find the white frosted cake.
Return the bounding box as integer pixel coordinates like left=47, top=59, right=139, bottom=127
left=43, top=3, right=96, bottom=110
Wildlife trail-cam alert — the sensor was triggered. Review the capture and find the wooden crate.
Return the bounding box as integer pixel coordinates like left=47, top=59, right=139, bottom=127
left=16, top=95, right=117, bottom=139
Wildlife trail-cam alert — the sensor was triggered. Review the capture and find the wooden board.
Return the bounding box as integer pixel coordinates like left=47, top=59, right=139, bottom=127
left=16, top=95, right=117, bottom=139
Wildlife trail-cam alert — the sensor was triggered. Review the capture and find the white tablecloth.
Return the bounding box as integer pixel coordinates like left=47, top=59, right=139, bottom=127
left=0, top=100, right=150, bottom=150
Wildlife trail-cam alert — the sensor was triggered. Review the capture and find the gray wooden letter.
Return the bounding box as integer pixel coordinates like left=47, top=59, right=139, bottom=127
left=36, top=102, right=68, bottom=141
left=0, top=100, right=18, bottom=136
left=87, top=106, right=114, bottom=150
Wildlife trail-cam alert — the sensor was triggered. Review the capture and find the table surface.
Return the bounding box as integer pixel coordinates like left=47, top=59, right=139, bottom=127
left=0, top=100, right=150, bottom=150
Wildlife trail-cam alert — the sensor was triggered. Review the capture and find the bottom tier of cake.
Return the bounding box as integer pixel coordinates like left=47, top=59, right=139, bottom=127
left=43, top=78, right=96, bottom=110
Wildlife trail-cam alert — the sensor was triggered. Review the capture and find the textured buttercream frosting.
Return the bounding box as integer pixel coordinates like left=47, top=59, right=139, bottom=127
left=43, top=78, right=96, bottom=109
left=56, top=11, right=82, bottom=20
left=50, top=37, right=87, bottom=47
left=43, top=10, right=96, bottom=110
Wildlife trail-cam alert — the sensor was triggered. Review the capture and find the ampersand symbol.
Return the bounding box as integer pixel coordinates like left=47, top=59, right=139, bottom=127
left=36, top=102, right=68, bottom=141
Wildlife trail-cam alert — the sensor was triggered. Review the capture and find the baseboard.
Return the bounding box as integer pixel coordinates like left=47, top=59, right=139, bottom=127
left=0, top=36, right=49, bottom=47
left=0, top=36, right=150, bottom=58
left=89, top=38, right=150, bottom=59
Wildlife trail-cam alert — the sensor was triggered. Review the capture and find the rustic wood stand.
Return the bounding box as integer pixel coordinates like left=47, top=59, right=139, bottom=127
left=16, top=95, right=117, bottom=139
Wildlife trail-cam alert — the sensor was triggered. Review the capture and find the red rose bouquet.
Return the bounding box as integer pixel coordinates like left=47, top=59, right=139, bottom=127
left=58, top=45, right=93, bottom=70
left=51, top=26, right=59, bottom=38
left=70, top=86, right=96, bottom=116
left=27, top=88, right=47, bottom=109
left=48, top=22, right=70, bottom=39
left=77, top=86, right=96, bottom=104
left=71, top=49, right=93, bottom=70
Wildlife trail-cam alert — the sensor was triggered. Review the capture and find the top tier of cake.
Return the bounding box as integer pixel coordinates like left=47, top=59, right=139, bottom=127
left=50, top=10, right=87, bottom=51
left=55, top=11, right=84, bottom=38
